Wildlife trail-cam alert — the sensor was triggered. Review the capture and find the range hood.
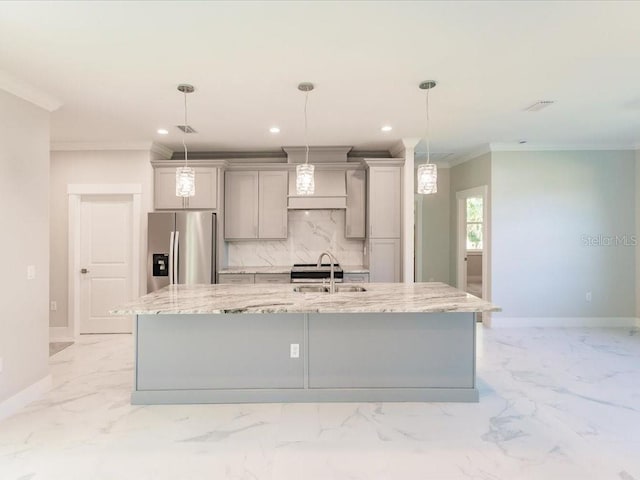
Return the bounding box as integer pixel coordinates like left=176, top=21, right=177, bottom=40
left=284, top=146, right=350, bottom=210
left=287, top=169, right=347, bottom=209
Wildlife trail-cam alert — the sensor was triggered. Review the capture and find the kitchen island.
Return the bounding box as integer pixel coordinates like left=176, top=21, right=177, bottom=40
left=112, top=282, right=499, bottom=404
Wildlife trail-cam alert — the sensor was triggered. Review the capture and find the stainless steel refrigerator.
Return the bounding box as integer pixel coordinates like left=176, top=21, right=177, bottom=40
left=147, top=211, right=217, bottom=293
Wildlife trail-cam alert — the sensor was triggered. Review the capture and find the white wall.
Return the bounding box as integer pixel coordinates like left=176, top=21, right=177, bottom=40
left=49, top=150, right=154, bottom=330
left=0, top=89, right=50, bottom=404
left=636, top=148, right=640, bottom=320
left=417, top=166, right=451, bottom=283
left=491, top=150, right=636, bottom=321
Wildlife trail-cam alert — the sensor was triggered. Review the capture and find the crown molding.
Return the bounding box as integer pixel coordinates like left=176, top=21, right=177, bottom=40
left=50, top=141, right=158, bottom=152
left=389, top=138, right=421, bottom=157
left=489, top=142, right=637, bottom=152
left=0, top=70, right=62, bottom=112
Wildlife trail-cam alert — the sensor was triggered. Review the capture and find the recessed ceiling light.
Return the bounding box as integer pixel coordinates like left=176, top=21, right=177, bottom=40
left=157, top=128, right=169, bottom=135
left=269, top=126, right=280, bottom=134
left=381, top=125, right=393, bottom=132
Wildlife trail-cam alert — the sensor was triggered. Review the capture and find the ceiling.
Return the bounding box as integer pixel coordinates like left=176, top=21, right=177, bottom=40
left=1, top=1, right=640, bottom=157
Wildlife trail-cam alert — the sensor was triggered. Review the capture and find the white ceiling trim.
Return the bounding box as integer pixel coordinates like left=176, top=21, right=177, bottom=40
left=0, top=70, right=62, bottom=112
left=488, top=142, right=637, bottom=152
left=51, top=141, right=157, bottom=152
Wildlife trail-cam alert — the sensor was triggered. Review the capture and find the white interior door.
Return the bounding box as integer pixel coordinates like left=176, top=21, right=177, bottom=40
left=79, top=195, right=133, bottom=334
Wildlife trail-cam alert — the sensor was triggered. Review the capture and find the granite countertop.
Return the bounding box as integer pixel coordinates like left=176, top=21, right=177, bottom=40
left=111, top=282, right=500, bottom=315
left=218, top=265, right=369, bottom=274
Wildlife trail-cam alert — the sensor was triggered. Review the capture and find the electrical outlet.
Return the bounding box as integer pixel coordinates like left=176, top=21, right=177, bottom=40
left=290, top=343, right=300, bottom=359
left=586, top=291, right=592, bottom=303
left=27, top=265, right=36, bottom=280
left=50, top=301, right=57, bottom=311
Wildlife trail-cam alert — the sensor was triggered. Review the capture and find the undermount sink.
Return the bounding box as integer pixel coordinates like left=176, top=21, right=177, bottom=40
left=293, top=285, right=329, bottom=293
left=335, top=285, right=367, bottom=293
left=293, top=285, right=367, bottom=293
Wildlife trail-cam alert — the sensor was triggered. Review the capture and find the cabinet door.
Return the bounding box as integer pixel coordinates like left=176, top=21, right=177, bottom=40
left=343, top=273, right=369, bottom=283
left=254, top=273, right=290, bottom=284
left=154, top=168, right=184, bottom=210
left=369, top=238, right=400, bottom=282
left=225, top=171, right=259, bottom=239
left=368, top=167, right=401, bottom=238
left=345, top=170, right=366, bottom=239
left=218, top=273, right=255, bottom=284
left=258, top=171, right=288, bottom=239
left=187, top=168, right=218, bottom=209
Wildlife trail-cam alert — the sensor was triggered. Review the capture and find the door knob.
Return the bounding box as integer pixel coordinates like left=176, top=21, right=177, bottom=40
left=81, top=268, right=90, bottom=274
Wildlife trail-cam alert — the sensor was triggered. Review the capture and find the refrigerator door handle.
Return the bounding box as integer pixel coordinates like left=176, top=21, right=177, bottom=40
left=168, top=231, right=175, bottom=285
left=173, top=230, right=180, bottom=284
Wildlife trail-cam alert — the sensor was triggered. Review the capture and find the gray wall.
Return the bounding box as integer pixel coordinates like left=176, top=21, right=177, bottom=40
left=49, top=150, right=154, bottom=328
left=449, top=153, right=492, bottom=288
left=637, top=149, right=640, bottom=318
left=0, top=90, right=50, bottom=403
left=491, top=150, right=636, bottom=319
left=418, top=167, right=451, bottom=283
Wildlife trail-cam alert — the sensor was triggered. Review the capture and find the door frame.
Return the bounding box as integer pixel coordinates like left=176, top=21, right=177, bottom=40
left=68, top=184, right=142, bottom=338
left=456, top=185, right=490, bottom=303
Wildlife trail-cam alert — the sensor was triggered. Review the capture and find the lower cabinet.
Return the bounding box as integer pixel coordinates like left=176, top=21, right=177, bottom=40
left=369, top=238, right=400, bottom=282
left=255, top=273, right=290, bottom=284
left=218, top=273, right=255, bottom=284
left=343, top=273, right=369, bottom=283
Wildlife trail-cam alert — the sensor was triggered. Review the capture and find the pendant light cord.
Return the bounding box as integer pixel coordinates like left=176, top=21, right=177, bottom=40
left=425, top=88, right=431, bottom=165
left=304, top=90, right=309, bottom=164
left=183, top=90, right=188, bottom=167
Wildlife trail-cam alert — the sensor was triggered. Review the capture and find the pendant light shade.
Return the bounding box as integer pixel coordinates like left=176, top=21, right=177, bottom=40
left=176, top=167, right=196, bottom=197
left=417, top=80, right=438, bottom=195
left=296, top=82, right=315, bottom=195
left=296, top=163, right=315, bottom=195
left=417, top=163, right=437, bottom=194
left=176, top=83, right=195, bottom=198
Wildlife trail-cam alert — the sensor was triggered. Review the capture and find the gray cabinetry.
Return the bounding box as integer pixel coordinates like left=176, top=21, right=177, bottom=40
left=154, top=167, right=218, bottom=210
left=218, top=273, right=255, bottom=284
left=368, top=166, right=401, bottom=238
left=369, top=238, right=400, bottom=283
left=224, top=171, right=259, bottom=239
left=366, top=162, right=402, bottom=282
left=258, top=171, right=288, bottom=239
left=224, top=170, right=288, bottom=240
left=345, top=169, right=366, bottom=239
left=136, top=314, right=304, bottom=390
left=255, top=273, right=290, bottom=284
left=343, top=272, right=369, bottom=283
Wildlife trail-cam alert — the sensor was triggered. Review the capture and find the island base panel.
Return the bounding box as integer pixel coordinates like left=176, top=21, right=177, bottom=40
left=134, top=312, right=478, bottom=403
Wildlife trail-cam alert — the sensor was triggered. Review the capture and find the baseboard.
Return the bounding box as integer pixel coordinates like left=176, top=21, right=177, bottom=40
left=0, top=374, right=52, bottom=422
left=486, top=316, right=638, bottom=328
left=49, top=326, right=74, bottom=343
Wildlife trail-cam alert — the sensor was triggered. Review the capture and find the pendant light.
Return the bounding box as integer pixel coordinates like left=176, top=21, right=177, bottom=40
left=417, top=80, right=438, bottom=195
left=176, top=83, right=196, bottom=197
left=296, top=82, right=315, bottom=195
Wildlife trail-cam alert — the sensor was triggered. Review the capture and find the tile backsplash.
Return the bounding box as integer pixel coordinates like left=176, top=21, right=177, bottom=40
left=227, top=210, right=364, bottom=266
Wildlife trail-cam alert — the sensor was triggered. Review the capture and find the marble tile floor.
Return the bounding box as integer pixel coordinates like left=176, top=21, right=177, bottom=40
left=1, top=326, right=639, bottom=480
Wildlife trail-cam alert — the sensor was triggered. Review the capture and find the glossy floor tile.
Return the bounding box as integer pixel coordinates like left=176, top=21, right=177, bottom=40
left=0, top=326, right=638, bottom=480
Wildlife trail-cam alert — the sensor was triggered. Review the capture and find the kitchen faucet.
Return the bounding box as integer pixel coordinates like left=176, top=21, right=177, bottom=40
left=317, top=251, right=338, bottom=294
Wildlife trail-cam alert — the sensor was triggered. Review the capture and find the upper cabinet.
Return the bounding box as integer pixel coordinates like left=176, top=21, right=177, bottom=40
left=258, top=171, right=288, bottom=239
left=368, top=166, right=401, bottom=238
left=154, top=167, right=218, bottom=210
left=345, top=169, right=366, bottom=239
left=225, top=170, right=288, bottom=240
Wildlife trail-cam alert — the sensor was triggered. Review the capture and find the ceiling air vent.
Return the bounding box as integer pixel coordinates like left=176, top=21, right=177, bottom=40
left=176, top=125, right=197, bottom=133
left=525, top=100, right=555, bottom=112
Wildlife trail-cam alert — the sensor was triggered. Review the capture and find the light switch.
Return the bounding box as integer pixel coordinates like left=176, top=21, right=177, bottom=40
left=290, top=343, right=300, bottom=359
left=27, top=265, right=36, bottom=280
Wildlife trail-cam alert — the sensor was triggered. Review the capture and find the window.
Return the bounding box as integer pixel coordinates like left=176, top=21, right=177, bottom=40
left=466, top=196, right=483, bottom=250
